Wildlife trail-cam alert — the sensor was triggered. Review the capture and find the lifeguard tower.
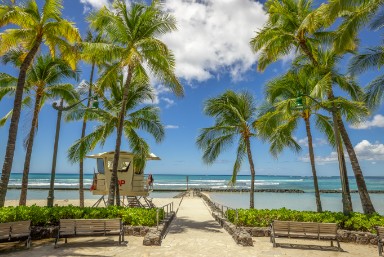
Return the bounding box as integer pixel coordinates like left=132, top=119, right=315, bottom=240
left=86, top=151, right=159, bottom=208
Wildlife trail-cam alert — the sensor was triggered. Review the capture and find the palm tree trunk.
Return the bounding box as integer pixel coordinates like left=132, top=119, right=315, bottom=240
left=0, top=38, right=41, bottom=207
left=107, top=65, right=133, bottom=206
left=79, top=63, right=95, bottom=208
left=244, top=136, right=256, bottom=209
left=337, top=117, right=376, bottom=214
left=47, top=99, right=64, bottom=207
left=331, top=110, right=353, bottom=215
left=19, top=92, right=42, bottom=206
left=303, top=116, right=322, bottom=212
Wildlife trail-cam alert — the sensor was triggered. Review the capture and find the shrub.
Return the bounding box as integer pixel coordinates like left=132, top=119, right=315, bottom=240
left=0, top=205, right=164, bottom=227
left=226, top=208, right=384, bottom=233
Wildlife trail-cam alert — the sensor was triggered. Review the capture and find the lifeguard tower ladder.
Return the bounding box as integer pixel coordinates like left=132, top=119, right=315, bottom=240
left=86, top=151, right=159, bottom=208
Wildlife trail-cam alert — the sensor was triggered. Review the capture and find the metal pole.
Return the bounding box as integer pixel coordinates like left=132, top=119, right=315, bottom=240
left=156, top=209, right=159, bottom=230
left=47, top=99, right=64, bottom=207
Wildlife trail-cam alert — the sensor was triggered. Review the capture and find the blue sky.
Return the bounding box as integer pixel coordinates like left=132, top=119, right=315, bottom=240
left=0, top=0, right=383, bottom=177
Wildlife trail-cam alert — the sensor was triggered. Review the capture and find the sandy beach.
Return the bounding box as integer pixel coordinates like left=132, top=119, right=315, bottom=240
left=1, top=195, right=379, bottom=257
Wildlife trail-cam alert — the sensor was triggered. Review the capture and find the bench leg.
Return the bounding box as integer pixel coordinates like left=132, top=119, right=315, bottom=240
left=331, top=240, right=334, bottom=247
left=379, top=242, right=383, bottom=256
left=65, top=238, right=67, bottom=244
left=337, top=240, right=341, bottom=252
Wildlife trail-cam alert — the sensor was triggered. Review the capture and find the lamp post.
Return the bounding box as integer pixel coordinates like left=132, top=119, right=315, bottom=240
left=47, top=96, right=98, bottom=207
left=295, top=94, right=352, bottom=214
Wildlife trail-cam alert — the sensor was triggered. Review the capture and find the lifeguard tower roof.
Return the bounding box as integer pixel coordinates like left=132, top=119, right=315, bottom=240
left=85, top=151, right=160, bottom=160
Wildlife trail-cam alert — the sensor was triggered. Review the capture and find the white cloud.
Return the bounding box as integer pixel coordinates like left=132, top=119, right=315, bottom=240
left=79, top=0, right=271, bottom=82
left=294, top=137, right=328, bottom=147
left=350, top=114, right=384, bottom=129
left=354, top=140, right=384, bottom=161
left=161, top=97, right=175, bottom=108
left=161, top=0, right=267, bottom=82
left=165, top=125, right=179, bottom=129
left=80, top=0, right=111, bottom=10
left=299, top=139, right=384, bottom=164
left=299, top=151, right=339, bottom=165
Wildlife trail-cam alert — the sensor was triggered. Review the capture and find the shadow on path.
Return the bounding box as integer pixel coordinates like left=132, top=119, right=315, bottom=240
left=168, top=217, right=224, bottom=234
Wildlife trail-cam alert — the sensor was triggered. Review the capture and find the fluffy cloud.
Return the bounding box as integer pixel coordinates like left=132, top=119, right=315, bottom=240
left=79, top=0, right=268, bottom=82
left=354, top=140, right=384, bottom=161
left=299, top=140, right=384, bottom=163
left=350, top=114, right=384, bottom=129
left=161, top=0, right=267, bottom=82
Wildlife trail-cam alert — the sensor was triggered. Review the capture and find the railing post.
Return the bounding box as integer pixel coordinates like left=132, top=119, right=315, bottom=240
left=156, top=209, right=159, bottom=231
left=236, top=209, right=239, bottom=228
left=221, top=205, right=224, bottom=218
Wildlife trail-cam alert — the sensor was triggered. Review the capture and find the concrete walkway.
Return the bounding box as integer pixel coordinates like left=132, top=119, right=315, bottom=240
left=3, top=195, right=378, bottom=257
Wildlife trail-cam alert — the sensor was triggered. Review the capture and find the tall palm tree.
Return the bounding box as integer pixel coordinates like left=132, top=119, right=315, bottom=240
left=67, top=72, right=164, bottom=178
left=197, top=91, right=258, bottom=209
left=20, top=56, right=78, bottom=205
left=76, top=31, right=106, bottom=207
left=257, top=67, right=325, bottom=212
left=250, top=0, right=376, bottom=214
left=0, top=0, right=81, bottom=206
left=86, top=0, right=183, bottom=205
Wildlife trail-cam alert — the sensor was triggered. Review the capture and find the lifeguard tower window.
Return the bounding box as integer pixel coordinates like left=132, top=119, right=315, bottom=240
left=106, top=159, right=130, bottom=172
left=97, top=158, right=105, bottom=174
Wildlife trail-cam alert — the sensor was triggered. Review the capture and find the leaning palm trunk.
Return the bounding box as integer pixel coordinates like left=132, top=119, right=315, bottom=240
left=79, top=63, right=95, bottom=207
left=19, top=92, right=43, bottom=206
left=0, top=38, right=42, bottom=207
left=245, top=136, right=256, bottom=209
left=337, top=117, right=376, bottom=214
left=304, top=116, right=322, bottom=212
left=107, top=65, right=133, bottom=206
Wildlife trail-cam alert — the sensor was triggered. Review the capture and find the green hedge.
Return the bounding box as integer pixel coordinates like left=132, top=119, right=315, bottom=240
left=226, top=208, right=384, bottom=233
left=0, top=205, right=164, bottom=227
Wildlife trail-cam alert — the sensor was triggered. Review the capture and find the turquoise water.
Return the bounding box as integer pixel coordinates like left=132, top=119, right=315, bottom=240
left=6, top=173, right=384, bottom=214
left=8, top=173, right=384, bottom=191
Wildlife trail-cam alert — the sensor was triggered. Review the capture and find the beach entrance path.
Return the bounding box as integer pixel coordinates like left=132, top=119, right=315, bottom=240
left=3, top=194, right=379, bottom=257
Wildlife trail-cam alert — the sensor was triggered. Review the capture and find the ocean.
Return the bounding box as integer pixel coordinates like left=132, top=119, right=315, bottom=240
left=6, top=173, right=384, bottom=214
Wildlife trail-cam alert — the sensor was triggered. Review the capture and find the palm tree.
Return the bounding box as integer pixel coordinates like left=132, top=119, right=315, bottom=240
left=20, top=56, right=78, bottom=205
left=86, top=0, right=183, bottom=205
left=76, top=31, right=106, bottom=207
left=256, top=67, right=325, bottom=212
left=250, top=0, right=376, bottom=214
left=0, top=0, right=81, bottom=206
left=197, top=91, right=258, bottom=209
left=67, top=72, right=164, bottom=180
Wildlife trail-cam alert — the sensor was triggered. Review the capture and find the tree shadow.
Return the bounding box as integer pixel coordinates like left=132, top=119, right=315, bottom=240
left=167, top=217, right=224, bottom=235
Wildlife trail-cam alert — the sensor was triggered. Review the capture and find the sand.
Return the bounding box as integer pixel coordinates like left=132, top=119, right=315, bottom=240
left=1, top=196, right=379, bottom=257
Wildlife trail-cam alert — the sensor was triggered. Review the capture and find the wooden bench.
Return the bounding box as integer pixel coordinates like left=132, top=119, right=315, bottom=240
left=377, top=226, right=384, bottom=256
left=270, top=220, right=340, bottom=250
left=0, top=220, right=31, bottom=248
left=55, top=219, right=124, bottom=247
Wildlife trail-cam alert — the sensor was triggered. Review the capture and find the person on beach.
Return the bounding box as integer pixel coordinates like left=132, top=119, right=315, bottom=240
left=147, top=174, right=154, bottom=190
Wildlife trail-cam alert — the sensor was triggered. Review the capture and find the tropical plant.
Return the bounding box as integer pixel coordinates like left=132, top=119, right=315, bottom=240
left=250, top=0, right=375, bottom=214
left=67, top=71, right=165, bottom=186
left=86, top=0, right=183, bottom=205
left=197, top=91, right=258, bottom=209
left=0, top=0, right=81, bottom=207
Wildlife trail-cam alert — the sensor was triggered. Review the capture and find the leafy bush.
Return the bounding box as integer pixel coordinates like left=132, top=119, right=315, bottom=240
left=226, top=208, right=384, bottom=233
left=0, top=205, right=164, bottom=227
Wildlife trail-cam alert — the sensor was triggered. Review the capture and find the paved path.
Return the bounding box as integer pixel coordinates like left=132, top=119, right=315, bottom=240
left=3, top=195, right=378, bottom=257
